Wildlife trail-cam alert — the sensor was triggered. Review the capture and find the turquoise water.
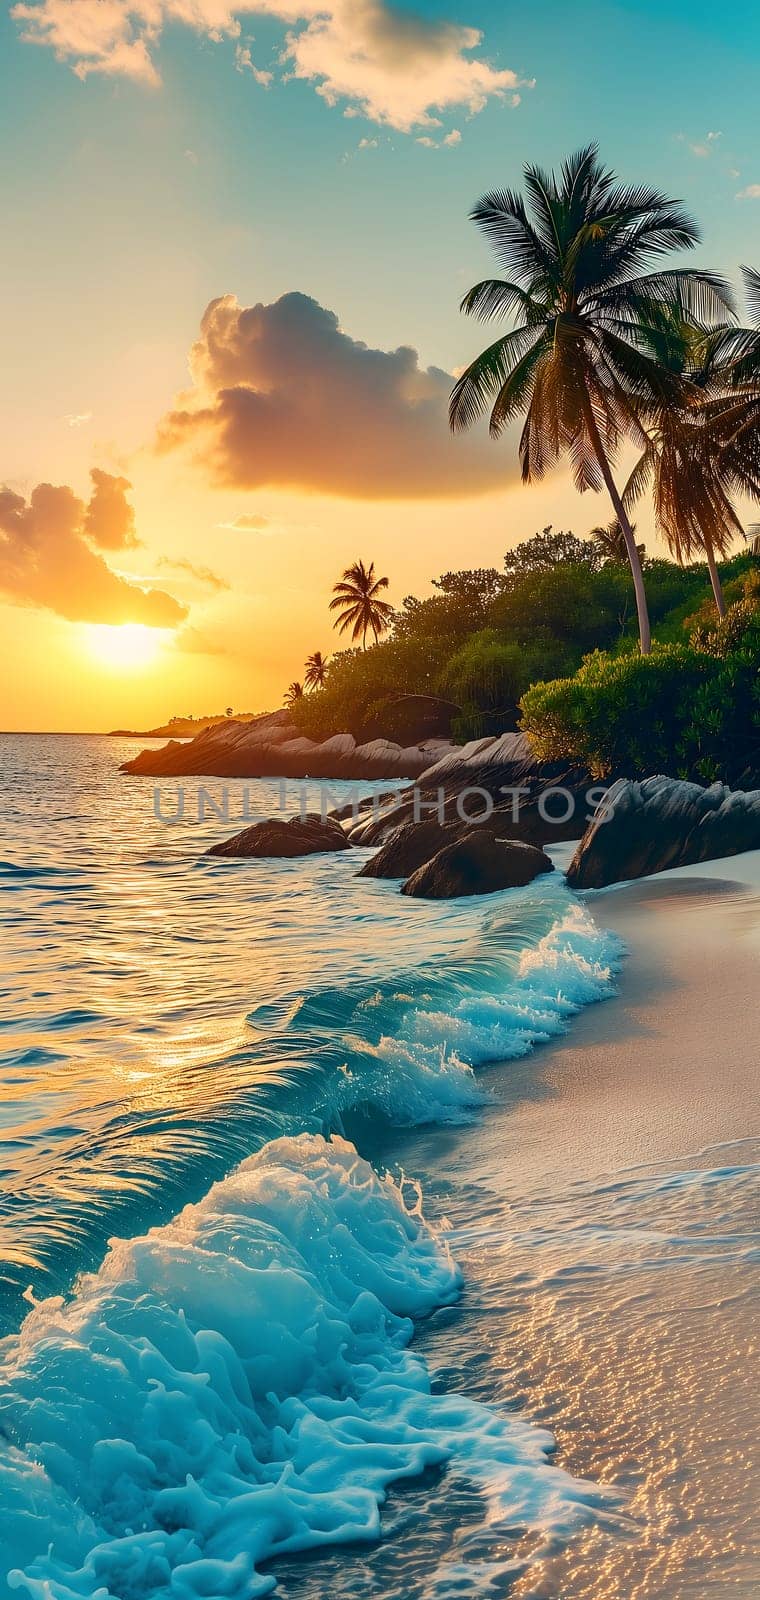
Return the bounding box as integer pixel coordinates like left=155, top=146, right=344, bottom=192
left=0, top=735, right=623, bottom=1597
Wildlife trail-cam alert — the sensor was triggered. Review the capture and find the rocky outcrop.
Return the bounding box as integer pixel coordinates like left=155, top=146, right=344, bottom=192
left=401, top=834, right=554, bottom=899
left=121, top=708, right=455, bottom=780
left=206, top=813, right=350, bottom=859
left=566, top=776, right=760, bottom=889
left=346, top=732, right=596, bottom=851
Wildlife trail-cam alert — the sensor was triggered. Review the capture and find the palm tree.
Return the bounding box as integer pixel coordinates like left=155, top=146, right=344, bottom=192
left=329, top=559, right=393, bottom=649
left=624, top=303, right=756, bottom=615
left=284, top=680, right=304, bottom=708
left=589, top=517, right=645, bottom=565
left=304, top=650, right=329, bottom=690
left=449, top=144, right=734, bottom=653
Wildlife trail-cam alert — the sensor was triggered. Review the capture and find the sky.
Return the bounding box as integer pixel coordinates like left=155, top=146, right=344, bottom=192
left=1, top=0, right=760, bottom=731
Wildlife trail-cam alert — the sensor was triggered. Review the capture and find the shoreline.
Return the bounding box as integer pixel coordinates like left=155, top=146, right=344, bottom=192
left=349, top=849, right=760, bottom=1598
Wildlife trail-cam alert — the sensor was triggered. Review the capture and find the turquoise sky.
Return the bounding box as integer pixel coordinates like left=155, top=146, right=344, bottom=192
left=3, top=0, right=760, bottom=435
left=1, top=0, right=760, bottom=728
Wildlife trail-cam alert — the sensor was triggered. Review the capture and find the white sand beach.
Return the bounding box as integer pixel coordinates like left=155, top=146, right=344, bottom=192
left=366, top=851, right=760, bottom=1599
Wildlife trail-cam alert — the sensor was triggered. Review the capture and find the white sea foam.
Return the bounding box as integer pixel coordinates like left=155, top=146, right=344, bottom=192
left=1, top=1135, right=615, bottom=1598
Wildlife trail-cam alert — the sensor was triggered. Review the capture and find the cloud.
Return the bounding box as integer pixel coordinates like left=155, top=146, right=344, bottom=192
left=0, top=477, right=187, bottom=627
left=158, top=290, right=515, bottom=498
left=83, top=468, right=139, bottom=550
left=64, top=410, right=93, bottom=427
left=12, top=2, right=531, bottom=131
left=279, top=2, right=529, bottom=131
left=736, top=184, right=760, bottom=200
left=234, top=41, right=272, bottom=84
left=417, top=127, right=461, bottom=149
left=218, top=512, right=272, bottom=530
left=156, top=555, right=230, bottom=590
left=677, top=129, right=723, bottom=159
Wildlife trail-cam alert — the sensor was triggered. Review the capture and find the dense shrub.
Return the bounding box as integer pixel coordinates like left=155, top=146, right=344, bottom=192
left=520, top=641, right=760, bottom=783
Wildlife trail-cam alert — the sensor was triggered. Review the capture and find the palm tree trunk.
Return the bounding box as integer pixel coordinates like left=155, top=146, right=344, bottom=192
left=581, top=393, right=652, bottom=654
left=703, top=538, right=726, bottom=617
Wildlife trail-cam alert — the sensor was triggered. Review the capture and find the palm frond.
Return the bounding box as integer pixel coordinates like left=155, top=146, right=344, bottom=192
left=593, top=269, right=736, bottom=325
left=449, top=325, right=544, bottom=431
left=742, top=266, right=760, bottom=323
left=459, top=278, right=546, bottom=323
left=470, top=188, right=556, bottom=286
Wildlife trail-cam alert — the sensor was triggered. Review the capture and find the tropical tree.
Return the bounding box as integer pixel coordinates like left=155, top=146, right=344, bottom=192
left=449, top=144, right=734, bottom=653
left=624, top=302, right=757, bottom=615
left=503, top=525, right=601, bottom=575
left=284, top=680, right=304, bottom=707
left=329, top=559, right=394, bottom=649
left=304, top=650, right=329, bottom=690
left=589, top=518, right=645, bottom=566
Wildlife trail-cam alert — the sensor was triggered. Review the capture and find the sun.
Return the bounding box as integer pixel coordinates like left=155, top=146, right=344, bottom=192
left=82, top=623, right=167, bottom=672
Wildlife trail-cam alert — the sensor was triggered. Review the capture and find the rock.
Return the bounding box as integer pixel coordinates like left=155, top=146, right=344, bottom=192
left=206, top=812, right=350, bottom=859
left=121, top=716, right=458, bottom=779
left=357, top=819, right=464, bottom=878
left=354, top=731, right=598, bottom=850
left=416, top=732, right=533, bottom=787
left=401, top=833, right=554, bottom=899
left=346, top=798, right=417, bottom=848
left=566, top=776, right=760, bottom=889
left=329, top=793, right=379, bottom=822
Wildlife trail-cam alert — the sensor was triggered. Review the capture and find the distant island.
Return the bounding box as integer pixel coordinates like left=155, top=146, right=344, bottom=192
left=109, top=712, right=257, bottom=739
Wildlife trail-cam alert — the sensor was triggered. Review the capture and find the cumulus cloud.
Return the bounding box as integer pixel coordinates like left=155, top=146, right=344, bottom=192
left=158, top=290, right=514, bottom=498
left=736, top=184, right=760, bottom=200
left=12, top=1, right=530, bottom=131
left=0, top=475, right=187, bottom=627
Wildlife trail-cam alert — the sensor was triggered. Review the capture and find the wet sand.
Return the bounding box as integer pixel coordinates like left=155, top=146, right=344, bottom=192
left=276, top=852, right=760, bottom=1598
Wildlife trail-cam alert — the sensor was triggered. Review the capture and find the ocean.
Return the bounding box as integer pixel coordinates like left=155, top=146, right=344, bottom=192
left=0, top=735, right=755, bottom=1597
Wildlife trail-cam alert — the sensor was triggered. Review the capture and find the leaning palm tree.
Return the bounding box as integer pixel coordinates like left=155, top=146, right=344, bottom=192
left=304, top=650, right=329, bottom=690
left=284, top=680, right=304, bottom=708
left=624, top=303, right=757, bottom=615
left=449, top=145, right=734, bottom=653
left=329, top=559, right=393, bottom=649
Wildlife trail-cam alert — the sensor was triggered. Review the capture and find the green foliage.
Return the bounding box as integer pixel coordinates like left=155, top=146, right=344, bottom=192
left=439, top=631, right=550, bottom=739
left=491, top=562, right=634, bottom=655
left=502, top=526, right=602, bottom=577
left=520, top=634, right=760, bottom=783
left=292, top=633, right=452, bottom=742
left=289, top=528, right=756, bottom=781
left=691, top=588, right=760, bottom=659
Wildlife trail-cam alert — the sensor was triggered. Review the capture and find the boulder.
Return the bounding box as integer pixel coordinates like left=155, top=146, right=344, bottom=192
left=346, top=798, right=417, bottom=848
left=401, top=833, right=554, bottom=899
left=566, top=776, right=760, bottom=889
left=357, top=819, right=464, bottom=878
left=206, top=812, right=350, bottom=859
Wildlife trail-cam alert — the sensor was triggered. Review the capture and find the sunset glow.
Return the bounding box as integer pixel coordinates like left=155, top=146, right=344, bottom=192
left=82, top=624, right=167, bottom=674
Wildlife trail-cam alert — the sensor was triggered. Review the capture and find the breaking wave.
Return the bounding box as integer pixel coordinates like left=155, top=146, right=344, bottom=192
left=0, top=1135, right=617, bottom=1599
